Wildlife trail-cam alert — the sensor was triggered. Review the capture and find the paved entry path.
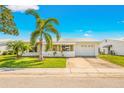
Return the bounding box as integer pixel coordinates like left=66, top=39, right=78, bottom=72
left=67, top=57, right=124, bottom=76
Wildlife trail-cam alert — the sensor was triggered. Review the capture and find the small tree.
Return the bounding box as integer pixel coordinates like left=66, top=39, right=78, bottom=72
left=21, top=43, right=32, bottom=56
left=7, top=41, right=31, bottom=58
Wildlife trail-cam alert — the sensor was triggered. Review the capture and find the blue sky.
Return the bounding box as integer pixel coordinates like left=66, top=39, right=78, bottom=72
left=1, top=5, right=124, bottom=40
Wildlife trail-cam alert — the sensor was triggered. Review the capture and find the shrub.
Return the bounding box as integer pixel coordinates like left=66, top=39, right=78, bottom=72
left=2, top=51, right=8, bottom=55
left=7, top=50, right=14, bottom=55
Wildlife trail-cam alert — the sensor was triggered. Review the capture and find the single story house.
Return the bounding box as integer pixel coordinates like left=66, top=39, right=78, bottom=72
left=99, top=39, right=124, bottom=55
left=23, top=38, right=100, bottom=57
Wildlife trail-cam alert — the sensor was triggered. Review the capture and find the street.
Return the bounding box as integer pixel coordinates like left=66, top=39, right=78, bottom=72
left=0, top=75, right=124, bottom=88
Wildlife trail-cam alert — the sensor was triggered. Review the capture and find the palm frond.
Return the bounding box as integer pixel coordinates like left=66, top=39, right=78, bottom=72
left=30, top=30, right=40, bottom=45
left=45, top=24, right=60, bottom=41
left=25, top=9, right=40, bottom=19
left=43, top=32, right=53, bottom=51
left=44, top=18, right=59, bottom=27
left=25, top=9, right=41, bottom=28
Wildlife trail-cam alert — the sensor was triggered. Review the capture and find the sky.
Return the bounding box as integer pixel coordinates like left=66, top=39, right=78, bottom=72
left=1, top=5, right=124, bottom=40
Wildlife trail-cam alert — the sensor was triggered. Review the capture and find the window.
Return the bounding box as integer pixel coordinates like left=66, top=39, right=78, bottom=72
left=62, top=45, right=69, bottom=51
left=51, top=45, right=61, bottom=51
left=62, top=45, right=74, bottom=51
left=50, top=45, right=74, bottom=51
left=81, top=44, right=94, bottom=48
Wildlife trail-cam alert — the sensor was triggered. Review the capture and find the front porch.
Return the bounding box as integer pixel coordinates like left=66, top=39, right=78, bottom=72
left=23, top=43, right=75, bottom=57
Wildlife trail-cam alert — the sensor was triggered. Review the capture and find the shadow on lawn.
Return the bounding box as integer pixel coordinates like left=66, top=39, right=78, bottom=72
left=0, top=56, right=43, bottom=71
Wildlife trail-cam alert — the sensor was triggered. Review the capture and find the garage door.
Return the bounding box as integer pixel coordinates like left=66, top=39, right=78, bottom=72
left=75, top=44, right=95, bottom=56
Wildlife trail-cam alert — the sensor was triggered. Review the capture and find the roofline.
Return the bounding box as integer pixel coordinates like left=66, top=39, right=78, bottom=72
left=102, top=39, right=124, bottom=42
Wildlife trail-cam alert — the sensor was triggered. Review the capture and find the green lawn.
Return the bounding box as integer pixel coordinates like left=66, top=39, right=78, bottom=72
left=99, top=55, right=124, bottom=67
left=0, top=55, right=66, bottom=68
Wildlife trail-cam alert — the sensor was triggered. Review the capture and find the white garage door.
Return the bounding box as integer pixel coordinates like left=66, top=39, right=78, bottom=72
left=75, top=44, right=95, bottom=56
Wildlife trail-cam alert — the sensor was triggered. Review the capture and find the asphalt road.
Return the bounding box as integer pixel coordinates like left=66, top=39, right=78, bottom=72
left=0, top=75, right=124, bottom=88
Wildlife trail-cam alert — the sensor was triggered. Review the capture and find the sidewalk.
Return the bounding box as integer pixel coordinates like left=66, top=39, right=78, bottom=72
left=1, top=68, right=124, bottom=77
left=0, top=68, right=70, bottom=75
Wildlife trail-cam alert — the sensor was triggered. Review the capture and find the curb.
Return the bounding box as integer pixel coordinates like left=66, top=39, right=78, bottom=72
left=1, top=72, right=124, bottom=78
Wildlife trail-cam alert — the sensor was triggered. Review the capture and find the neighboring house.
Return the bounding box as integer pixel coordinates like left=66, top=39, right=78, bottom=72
left=99, top=39, right=124, bottom=55
left=23, top=38, right=100, bottom=57
left=0, top=39, right=10, bottom=55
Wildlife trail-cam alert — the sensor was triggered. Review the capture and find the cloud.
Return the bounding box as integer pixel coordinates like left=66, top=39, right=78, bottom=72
left=6, top=5, right=39, bottom=12
left=120, top=21, right=124, bottom=23
left=76, top=29, right=93, bottom=37
left=117, top=20, right=124, bottom=24
left=83, top=30, right=93, bottom=37
left=84, top=33, right=91, bottom=37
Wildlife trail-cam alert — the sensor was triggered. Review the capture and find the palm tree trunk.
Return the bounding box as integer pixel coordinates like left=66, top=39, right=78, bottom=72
left=39, top=39, right=44, bottom=61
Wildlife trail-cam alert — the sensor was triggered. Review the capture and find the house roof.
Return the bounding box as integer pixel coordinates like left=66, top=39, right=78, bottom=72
left=0, top=39, right=11, bottom=42
left=102, top=39, right=124, bottom=42
left=0, top=38, right=100, bottom=44
left=52, top=38, right=100, bottom=43
left=103, top=45, right=112, bottom=48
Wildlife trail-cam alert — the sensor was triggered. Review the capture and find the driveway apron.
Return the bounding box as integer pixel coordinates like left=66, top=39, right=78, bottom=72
left=67, top=57, right=124, bottom=74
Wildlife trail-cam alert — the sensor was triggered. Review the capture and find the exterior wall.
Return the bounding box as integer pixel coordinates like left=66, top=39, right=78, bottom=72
left=99, top=39, right=124, bottom=55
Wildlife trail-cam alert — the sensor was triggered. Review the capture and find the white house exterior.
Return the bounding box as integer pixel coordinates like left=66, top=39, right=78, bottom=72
left=23, top=38, right=100, bottom=57
left=99, top=39, right=124, bottom=55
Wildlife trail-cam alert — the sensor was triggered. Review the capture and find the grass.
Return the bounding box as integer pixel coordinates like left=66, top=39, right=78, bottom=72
left=99, top=55, right=124, bottom=67
left=0, top=55, right=66, bottom=68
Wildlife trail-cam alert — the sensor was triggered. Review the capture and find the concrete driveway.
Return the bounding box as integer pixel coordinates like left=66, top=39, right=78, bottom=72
left=67, top=57, right=124, bottom=75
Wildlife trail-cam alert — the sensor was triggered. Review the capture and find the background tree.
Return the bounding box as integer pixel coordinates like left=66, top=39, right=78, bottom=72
left=26, top=9, right=60, bottom=61
left=21, top=43, right=32, bottom=56
left=0, top=5, right=19, bottom=35
left=7, top=41, right=31, bottom=58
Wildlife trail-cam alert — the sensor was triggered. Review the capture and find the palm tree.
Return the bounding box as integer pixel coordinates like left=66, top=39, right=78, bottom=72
left=21, top=43, right=32, bottom=56
left=7, top=40, right=31, bottom=58
left=0, top=5, right=19, bottom=35
left=26, top=9, right=60, bottom=61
